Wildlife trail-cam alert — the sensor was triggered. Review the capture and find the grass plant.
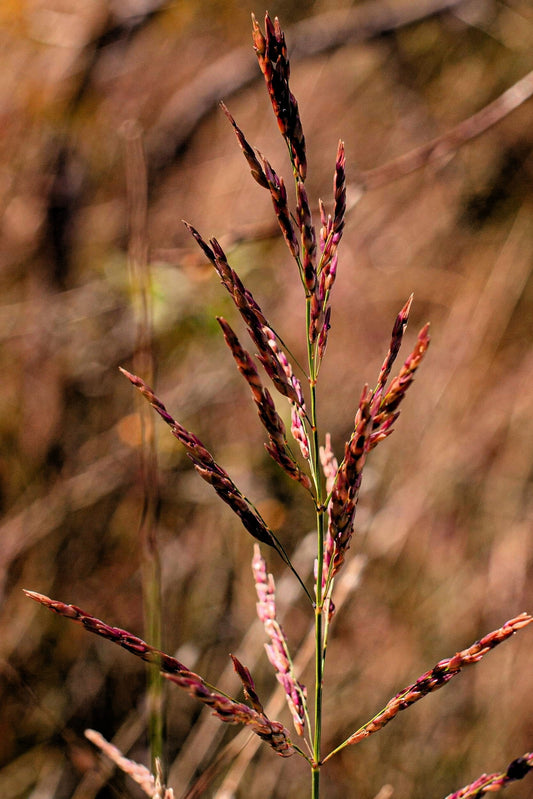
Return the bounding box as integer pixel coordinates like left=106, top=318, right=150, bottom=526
left=24, top=12, right=532, bottom=799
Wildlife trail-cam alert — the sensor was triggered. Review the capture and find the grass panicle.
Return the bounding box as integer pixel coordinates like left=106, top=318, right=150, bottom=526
left=23, top=12, right=532, bottom=799
left=252, top=12, right=306, bottom=180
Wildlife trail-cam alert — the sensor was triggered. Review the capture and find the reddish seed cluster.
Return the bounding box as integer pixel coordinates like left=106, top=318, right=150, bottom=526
left=186, top=219, right=315, bottom=490
left=220, top=102, right=269, bottom=190
left=185, top=224, right=301, bottom=406
left=231, top=654, right=265, bottom=715
left=319, top=434, right=339, bottom=594
left=24, top=590, right=295, bottom=758
left=444, top=753, right=533, bottom=799
left=264, top=327, right=311, bottom=461
left=327, top=388, right=375, bottom=577
left=252, top=13, right=307, bottom=180
left=297, top=180, right=317, bottom=293
left=309, top=141, right=346, bottom=357
left=370, top=322, right=431, bottom=448
left=217, top=317, right=312, bottom=491
left=261, top=155, right=300, bottom=258
left=119, top=368, right=277, bottom=549
left=344, top=613, right=532, bottom=748
left=374, top=295, right=414, bottom=395
left=325, top=297, right=430, bottom=580
left=164, top=670, right=294, bottom=757
left=226, top=14, right=345, bottom=366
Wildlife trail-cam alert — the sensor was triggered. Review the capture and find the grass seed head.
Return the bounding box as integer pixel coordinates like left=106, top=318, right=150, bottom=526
left=252, top=13, right=307, bottom=179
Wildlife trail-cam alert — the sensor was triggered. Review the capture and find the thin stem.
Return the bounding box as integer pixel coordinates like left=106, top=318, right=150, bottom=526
left=306, top=293, right=326, bottom=798
left=322, top=585, right=334, bottom=666
left=123, top=120, right=164, bottom=772
left=313, top=504, right=326, bottom=778
left=312, top=763, right=320, bottom=799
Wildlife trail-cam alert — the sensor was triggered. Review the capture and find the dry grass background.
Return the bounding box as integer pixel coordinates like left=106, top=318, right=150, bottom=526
left=1, top=1, right=533, bottom=797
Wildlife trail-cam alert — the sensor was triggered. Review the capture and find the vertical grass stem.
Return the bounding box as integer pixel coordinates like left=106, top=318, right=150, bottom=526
left=306, top=294, right=326, bottom=797
left=123, top=120, right=164, bottom=772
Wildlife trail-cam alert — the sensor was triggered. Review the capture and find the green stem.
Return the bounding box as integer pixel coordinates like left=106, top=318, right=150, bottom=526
left=142, top=538, right=164, bottom=769
left=306, top=295, right=326, bottom=798
left=137, top=361, right=164, bottom=773
left=313, top=505, right=326, bottom=793
left=312, top=762, right=321, bottom=799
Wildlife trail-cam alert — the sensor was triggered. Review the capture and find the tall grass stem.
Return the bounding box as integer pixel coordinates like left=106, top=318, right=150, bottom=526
left=123, top=120, right=164, bottom=771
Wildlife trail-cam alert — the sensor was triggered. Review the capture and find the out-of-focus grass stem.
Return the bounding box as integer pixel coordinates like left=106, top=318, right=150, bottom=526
left=123, top=120, right=164, bottom=773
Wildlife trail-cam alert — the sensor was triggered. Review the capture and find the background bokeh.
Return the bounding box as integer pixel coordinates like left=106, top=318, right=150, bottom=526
left=1, top=1, right=532, bottom=797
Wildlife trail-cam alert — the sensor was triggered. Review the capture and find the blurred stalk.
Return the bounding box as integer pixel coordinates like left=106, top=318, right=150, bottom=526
left=123, top=121, right=164, bottom=773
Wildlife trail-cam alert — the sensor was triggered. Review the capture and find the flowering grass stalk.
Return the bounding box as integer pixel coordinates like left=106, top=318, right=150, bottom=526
left=24, top=12, right=532, bottom=799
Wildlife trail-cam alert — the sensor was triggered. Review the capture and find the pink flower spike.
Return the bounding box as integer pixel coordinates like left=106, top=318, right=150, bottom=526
left=252, top=545, right=308, bottom=736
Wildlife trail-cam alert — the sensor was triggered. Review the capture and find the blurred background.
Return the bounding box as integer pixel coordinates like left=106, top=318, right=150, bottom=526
left=1, top=0, right=532, bottom=797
